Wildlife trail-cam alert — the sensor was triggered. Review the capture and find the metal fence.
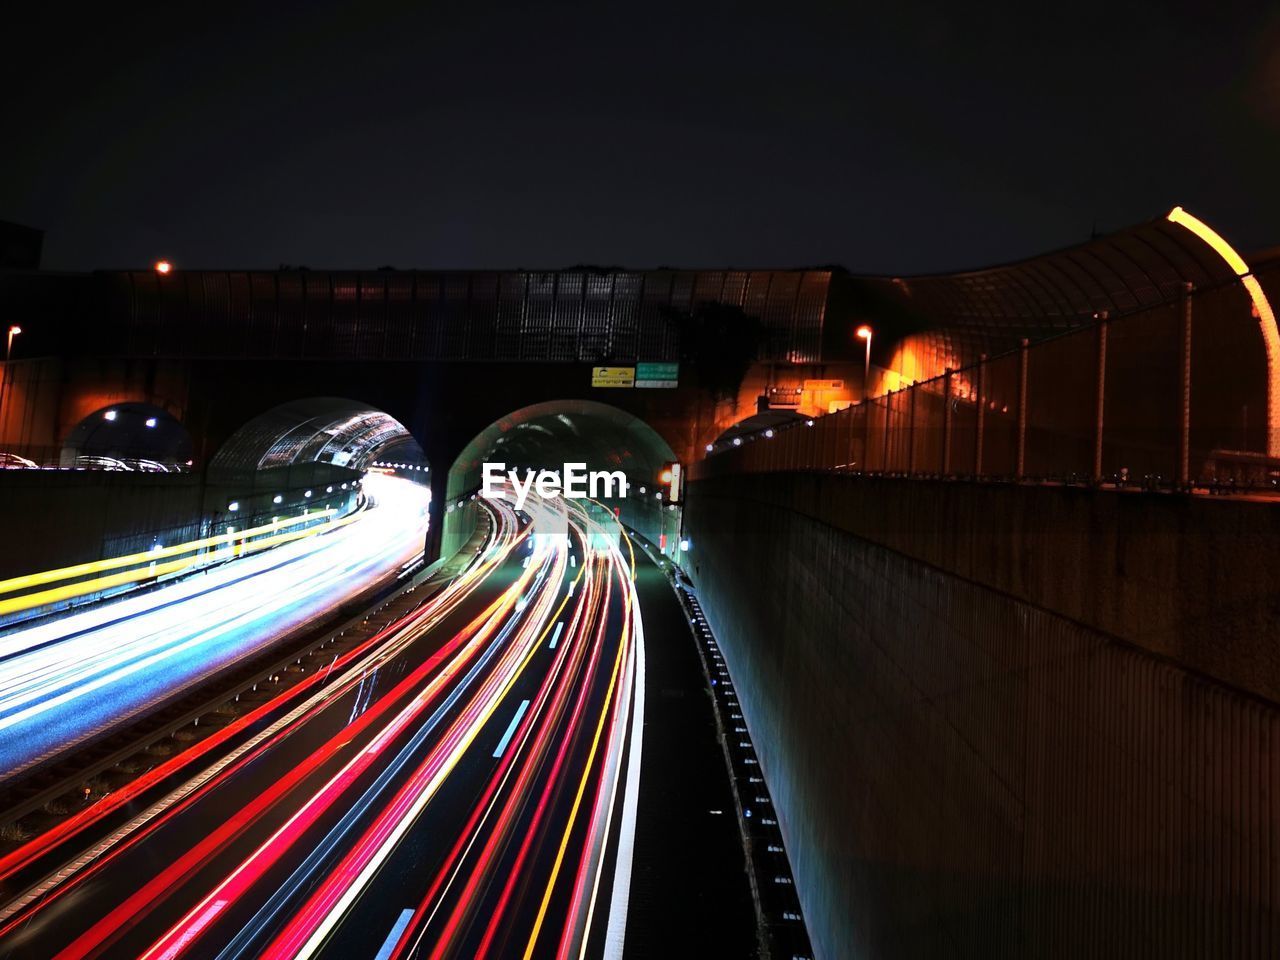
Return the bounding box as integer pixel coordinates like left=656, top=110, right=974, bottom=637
left=695, top=263, right=1280, bottom=491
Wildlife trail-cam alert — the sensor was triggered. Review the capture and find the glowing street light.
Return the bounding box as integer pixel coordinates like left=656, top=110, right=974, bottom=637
left=5, top=325, right=20, bottom=362
left=855, top=324, right=873, bottom=397
left=154, top=260, right=173, bottom=275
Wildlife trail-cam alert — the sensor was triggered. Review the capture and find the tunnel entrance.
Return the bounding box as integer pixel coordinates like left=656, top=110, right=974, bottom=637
left=61, top=402, right=193, bottom=471
left=445, top=399, right=681, bottom=556
left=208, top=397, right=428, bottom=536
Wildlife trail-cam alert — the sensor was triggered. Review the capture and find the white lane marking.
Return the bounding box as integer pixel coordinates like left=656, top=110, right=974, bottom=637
left=374, top=908, right=415, bottom=960
left=549, top=621, right=565, bottom=649
left=492, top=699, right=531, bottom=759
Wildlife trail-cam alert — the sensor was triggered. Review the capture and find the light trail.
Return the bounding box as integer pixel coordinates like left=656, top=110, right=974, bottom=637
left=0, top=489, right=648, bottom=960
left=0, top=475, right=428, bottom=777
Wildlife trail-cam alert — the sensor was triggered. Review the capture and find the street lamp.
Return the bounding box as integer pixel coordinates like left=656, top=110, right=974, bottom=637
left=154, top=260, right=173, bottom=275
left=5, top=325, right=20, bottom=362
left=855, top=324, right=873, bottom=397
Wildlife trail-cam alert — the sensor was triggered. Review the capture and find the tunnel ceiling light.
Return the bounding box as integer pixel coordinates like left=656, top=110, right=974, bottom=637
left=733, top=437, right=742, bottom=446
left=304, top=489, right=312, bottom=498
left=705, top=443, right=714, bottom=452
left=765, top=429, right=774, bottom=438
left=154, top=260, right=172, bottom=274
left=806, top=419, right=815, bottom=427
left=145, top=417, right=157, bottom=428
left=103, top=410, right=117, bottom=421
left=228, top=501, right=240, bottom=512
left=326, top=485, right=333, bottom=493
left=273, top=494, right=283, bottom=504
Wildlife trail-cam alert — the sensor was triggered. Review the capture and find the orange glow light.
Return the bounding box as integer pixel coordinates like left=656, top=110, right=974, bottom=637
left=7, top=326, right=20, bottom=336
left=154, top=260, right=173, bottom=275
left=855, top=325, right=872, bottom=340
left=1168, top=205, right=1280, bottom=456
left=659, top=469, right=673, bottom=484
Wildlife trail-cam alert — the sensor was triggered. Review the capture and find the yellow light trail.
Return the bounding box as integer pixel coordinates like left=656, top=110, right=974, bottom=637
left=1167, top=205, right=1280, bottom=457
left=0, top=509, right=338, bottom=596
left=0, top=510, right=360, bottom=617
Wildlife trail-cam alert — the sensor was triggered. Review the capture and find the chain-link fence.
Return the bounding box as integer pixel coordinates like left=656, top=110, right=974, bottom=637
left=696, top=265, right=1280, bottom=493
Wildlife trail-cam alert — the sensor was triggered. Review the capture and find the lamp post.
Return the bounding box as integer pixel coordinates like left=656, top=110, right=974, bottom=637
left=855, top=324, right=872, bottom=398
left=5, top=326, right=20, bottom=363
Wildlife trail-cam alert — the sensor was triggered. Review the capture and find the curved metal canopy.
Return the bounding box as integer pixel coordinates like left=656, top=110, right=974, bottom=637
left=851, top=213, right=1249, bottom=369
left=211, top=398, right=419, bottom=476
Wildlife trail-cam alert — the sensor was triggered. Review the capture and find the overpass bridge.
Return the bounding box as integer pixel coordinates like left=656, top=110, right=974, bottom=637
left=2, top=209, right=1280, bottom=957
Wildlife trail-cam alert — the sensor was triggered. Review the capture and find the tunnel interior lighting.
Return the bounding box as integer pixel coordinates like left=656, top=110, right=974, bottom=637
left=659, top=469, right=673, bottom=484
left=326, top=485, right=333, bottom=493
left=145, top=417, right=157, bottom=428
left=638, top=486, right=646, bottom=494
left=705, top=443, right=714, bottom=452
left=103, top=410, right=118, bottom=422
left=680, top=538, right=690, bottom=551
left=856, top=324, right=872, bottom=340
left=272, top=494, right=283, bottom=504
left=733, top=437, right=742, bottom=446
left=806, top=419, right=815, bottom=427
left=765, top=428, right=774, bottom=438
left=304, top=489, right=312, bottom=498
left=154, top=260, right=172, bottom=274
left=228, top=501, right=240, bottom=512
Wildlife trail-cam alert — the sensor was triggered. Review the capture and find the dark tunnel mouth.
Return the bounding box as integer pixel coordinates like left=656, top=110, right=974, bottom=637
left=446, top=399, right=677, bottom=502
left=209, top=397, right=427, bottom=480
left=62, top=402, right=194, bottom=470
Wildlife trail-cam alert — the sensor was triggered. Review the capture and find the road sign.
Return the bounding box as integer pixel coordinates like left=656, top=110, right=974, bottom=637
left=592, top=366, right=635, bottom=388
left=804, top=378, right=844, bottom=391
left=636, top=361, right=678, bottom=389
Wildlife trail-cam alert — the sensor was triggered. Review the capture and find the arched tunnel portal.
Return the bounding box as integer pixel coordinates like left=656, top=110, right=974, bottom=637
left=442, top=400, right=681, bottom=557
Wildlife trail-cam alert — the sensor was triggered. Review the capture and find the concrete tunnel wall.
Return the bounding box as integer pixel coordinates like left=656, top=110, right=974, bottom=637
left=679, top=471, right=1280, bottom=960
left=0, top=463, right=358, bottom=586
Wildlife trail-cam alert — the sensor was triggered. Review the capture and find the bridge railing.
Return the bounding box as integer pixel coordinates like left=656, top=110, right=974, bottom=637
left=694, top=261, right=1280, bottom=492
left=0, top=444, right=191, bottom=473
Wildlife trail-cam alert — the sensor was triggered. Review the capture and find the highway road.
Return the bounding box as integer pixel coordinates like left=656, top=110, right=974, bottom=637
left=0, top=493, right=646, bottom=960
left=0, top=475, right=429, bottom=779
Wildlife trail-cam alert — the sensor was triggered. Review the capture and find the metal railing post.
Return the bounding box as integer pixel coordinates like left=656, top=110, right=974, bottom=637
left=1178, top=283, right=1193, bottom=487
left=1094, top=313, right=1109, bottom=482
left=942, top=367, right=954, bottom=474
left=882, top=392, right=892, bottom=471
left=975, top=354, right=987, bottom=477
left=866, top=397, right=875, bottom=471
left=907, top=382, right=918, bottom=475
left=1016, top=339, right=1029, bottom=479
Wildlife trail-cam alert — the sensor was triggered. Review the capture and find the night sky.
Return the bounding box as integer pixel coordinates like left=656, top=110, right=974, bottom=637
left=4, top=1, right=1278, bottom=274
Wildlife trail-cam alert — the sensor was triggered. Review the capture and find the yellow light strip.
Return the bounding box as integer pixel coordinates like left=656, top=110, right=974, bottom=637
left=0, top=511, right=358, bottom=617
left=1168, top=206, right=1280, bottom=456
left=0, top=509, right=337, bottom=597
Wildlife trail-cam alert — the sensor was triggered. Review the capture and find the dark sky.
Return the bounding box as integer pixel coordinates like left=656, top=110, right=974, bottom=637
left=4, top=0, right=1278, bottom=273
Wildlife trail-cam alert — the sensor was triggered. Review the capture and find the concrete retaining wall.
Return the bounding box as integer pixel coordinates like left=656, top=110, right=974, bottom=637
left=680, top=473, right=1280, bottom=959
